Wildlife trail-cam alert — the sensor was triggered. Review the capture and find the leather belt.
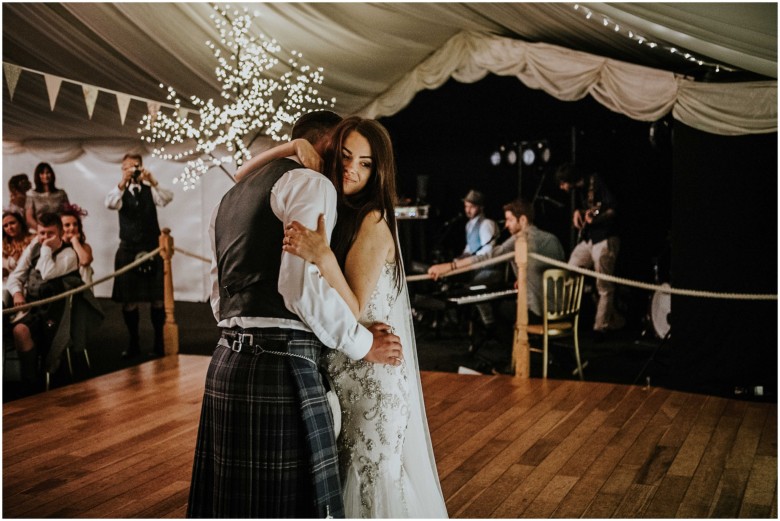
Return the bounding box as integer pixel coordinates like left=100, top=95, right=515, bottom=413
left=218, top=330, right=317, bottom=365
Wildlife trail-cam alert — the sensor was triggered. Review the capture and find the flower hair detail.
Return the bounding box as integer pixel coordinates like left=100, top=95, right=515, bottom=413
left=61, top=203, right=88, bottom=218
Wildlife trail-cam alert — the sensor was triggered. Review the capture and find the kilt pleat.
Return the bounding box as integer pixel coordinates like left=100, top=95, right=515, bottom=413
left=187, top=330, right=343, bottom=519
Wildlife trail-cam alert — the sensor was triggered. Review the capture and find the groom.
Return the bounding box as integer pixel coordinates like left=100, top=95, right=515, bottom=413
left=187, top=111, right=403, bottom=518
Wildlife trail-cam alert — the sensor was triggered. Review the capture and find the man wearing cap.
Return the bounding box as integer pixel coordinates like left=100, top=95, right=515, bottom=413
left=459, top=189, right=499, bottom=260
left=455, top=189, right=501, bottom=329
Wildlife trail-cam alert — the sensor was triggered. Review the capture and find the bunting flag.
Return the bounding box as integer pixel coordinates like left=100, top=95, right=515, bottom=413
left=4, top=63, right=22, bottom=100
left=116, top=93, right=131, bottom=125
left=44, top=74, right=63, bottom=110
left=83, top=84, right=99, bottom=119
left=3, top=61, right=196, bottom=126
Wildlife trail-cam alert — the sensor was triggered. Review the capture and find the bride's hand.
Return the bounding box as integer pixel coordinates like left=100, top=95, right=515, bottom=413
left=283, top=214, right=330, bottom=264
left=293, top=139, right=323, bottom=172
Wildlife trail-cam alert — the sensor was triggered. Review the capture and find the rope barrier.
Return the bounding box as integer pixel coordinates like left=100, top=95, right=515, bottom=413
left=527, top=252, right=777, bottom=301
left=3, top=247, right=162, bottom=315
left=404, top=249, right=777, bottom=301
left=173, top=246, right=211, bottom=264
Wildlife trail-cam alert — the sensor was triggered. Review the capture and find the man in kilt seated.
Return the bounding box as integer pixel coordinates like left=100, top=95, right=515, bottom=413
left=6, top=212, right=80, bottom=392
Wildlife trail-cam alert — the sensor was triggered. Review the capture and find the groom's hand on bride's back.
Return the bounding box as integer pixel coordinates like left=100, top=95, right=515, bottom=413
left=364, top=323, right=403, bottom=366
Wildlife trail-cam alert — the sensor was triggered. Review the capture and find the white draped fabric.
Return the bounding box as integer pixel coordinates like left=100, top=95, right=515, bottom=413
left=359, top=32, right=776, bottom=135
left=3, top=3, right=776, bottom=151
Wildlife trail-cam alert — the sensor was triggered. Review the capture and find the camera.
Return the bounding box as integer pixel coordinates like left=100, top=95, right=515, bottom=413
left=132, top=166, right=142, bottom=181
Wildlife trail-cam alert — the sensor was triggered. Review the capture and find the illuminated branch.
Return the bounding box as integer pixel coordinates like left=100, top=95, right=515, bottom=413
left=138, top=3, right=336, bottom=190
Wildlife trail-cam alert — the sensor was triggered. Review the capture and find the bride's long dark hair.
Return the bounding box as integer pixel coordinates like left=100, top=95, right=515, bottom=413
left=325, top=117, right=402, bottom=290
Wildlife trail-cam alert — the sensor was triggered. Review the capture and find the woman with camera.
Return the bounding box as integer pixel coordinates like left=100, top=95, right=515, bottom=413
left=105, top=153, right=173, bottom=359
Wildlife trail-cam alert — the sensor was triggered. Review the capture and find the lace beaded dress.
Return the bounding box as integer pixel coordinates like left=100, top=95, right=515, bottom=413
left=324, top=261, right=447, bottom=518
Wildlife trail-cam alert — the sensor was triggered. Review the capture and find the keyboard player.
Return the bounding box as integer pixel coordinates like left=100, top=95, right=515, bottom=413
left=428, top=198, right=565, bottom=325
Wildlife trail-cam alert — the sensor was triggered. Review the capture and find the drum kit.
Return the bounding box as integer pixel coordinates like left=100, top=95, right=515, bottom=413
left=633, top=253, right=671, bottom=385
left=643, top=253, right=671, bottom=340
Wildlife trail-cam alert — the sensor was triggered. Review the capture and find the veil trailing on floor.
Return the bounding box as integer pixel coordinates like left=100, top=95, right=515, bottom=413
left=392, top=243, right=449, bottom=518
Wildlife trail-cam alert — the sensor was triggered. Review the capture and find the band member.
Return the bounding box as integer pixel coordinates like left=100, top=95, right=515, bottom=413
left=556, top=163, right=625, bottom=335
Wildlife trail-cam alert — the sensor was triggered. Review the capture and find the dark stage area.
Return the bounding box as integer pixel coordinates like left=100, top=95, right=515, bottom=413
left=379, top=73, right=777, bottom=403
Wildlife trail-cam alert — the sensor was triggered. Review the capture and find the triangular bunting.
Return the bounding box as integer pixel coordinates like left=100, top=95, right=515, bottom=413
left=116, top=93, right=131, bottom=125
left=44, top=74, right=63, bottom=111
left=3, top=63, right=22, bottom=100
left=82, top=85, right=99, bottom=119
left=147, top=101, right=160, bottom=122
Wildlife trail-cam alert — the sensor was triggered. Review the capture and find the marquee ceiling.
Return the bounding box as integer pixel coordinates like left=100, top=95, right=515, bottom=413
left=3, top=3, right=776, bottom=145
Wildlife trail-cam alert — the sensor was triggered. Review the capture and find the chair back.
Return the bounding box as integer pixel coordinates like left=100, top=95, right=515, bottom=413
left=542, top=269, right=585, bottom=322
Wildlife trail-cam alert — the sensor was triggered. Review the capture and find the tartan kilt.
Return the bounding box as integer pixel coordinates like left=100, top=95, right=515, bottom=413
left=187, top=328, right=343, bottom=518
left=111, top=242, right=164, bottom=303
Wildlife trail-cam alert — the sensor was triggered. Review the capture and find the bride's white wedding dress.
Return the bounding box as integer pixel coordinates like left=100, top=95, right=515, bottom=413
left=324, top=261, right=448, bottom=518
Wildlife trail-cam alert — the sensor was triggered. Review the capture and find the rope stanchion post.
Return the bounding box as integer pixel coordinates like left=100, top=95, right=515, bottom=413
left=159, top=228, right=179, bottom=356
left=512, top=231, right=530, bottom=379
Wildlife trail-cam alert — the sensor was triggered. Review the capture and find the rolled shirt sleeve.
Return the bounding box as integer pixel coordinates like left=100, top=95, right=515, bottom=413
left=105, top=186, right=124, bottom=210
left=274, top=169, right=372, bottom=360
left=151, top=184, right=174, bottom=207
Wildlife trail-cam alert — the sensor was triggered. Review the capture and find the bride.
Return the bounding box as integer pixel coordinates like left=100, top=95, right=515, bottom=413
left=242, top=116, right=447, bottom=518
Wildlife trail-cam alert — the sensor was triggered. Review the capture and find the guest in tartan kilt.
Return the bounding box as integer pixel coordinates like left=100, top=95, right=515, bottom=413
left=187, top=111, right=403, bottom=518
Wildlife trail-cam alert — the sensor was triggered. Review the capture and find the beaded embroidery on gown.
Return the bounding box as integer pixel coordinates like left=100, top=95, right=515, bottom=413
left=324, top=261, right=448, bottom=518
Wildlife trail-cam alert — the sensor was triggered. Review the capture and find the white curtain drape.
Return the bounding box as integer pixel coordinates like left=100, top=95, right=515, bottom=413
left=359, top=31, right=776, bottom=136
left=3, top=139, right=149, bottom=164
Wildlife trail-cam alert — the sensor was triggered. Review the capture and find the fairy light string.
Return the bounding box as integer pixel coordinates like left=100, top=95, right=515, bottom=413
left=572, top=4, right=734, bottom=74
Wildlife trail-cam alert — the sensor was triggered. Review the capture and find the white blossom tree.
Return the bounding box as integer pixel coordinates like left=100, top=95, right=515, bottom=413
left=138, top=4, right=335, bottom=190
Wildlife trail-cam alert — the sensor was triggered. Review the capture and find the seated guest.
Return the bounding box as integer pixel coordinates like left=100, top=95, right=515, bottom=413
left=60, top=204, right=103, bottom=362
left=5, top=212, right=80, bottom=390
left=3, top=210, right=34, bottom=285
left=7, top=173, right=32, bottom=216
left=60, top=204, right=94, bottom=286
left=428, top=198, right=565, bottom=324
left=25, top=162, right=70, bottom=231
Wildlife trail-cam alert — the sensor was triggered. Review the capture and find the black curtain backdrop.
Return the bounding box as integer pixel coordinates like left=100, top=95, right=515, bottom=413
left=380, top=74, right=673, bottom=323
left=380, top=74, right=777, bottom=398
left=669, top=123, right=777, bottom=399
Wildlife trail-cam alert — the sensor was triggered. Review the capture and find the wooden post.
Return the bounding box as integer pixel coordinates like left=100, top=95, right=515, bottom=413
left=159, top=228, right=179, bottom=355
left=512, top=231, right=530, bottom=378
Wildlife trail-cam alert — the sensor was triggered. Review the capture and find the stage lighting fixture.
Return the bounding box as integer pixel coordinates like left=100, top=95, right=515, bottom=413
left=506, top=149, right=518, bottom=165
left=522, top=148, right=536, bottom=166
left=522, top=140, right=551, bottom=166
left=489, top=150, right=502, bottom=166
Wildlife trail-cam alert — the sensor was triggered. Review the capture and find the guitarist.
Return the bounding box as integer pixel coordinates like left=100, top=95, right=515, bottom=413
left=556, top=163, right=625, bottom=337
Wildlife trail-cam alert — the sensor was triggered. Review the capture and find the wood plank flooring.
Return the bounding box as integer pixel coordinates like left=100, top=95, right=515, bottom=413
left=3, top=355, right=776, bottom=518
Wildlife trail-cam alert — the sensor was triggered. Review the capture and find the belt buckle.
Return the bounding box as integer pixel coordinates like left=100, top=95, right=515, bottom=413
left=231, top=332, right=254, bottom=353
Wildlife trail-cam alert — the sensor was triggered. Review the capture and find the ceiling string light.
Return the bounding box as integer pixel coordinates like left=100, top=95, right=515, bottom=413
left=572, top=4, right=736, bottom=73
left=138, top=3, right=336, bottom=190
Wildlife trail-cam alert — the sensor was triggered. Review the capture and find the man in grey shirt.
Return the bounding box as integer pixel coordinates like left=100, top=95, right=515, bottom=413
left=429, top=198, right=564, bottom=322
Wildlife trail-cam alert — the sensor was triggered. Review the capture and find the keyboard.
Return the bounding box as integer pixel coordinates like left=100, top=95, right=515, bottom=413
left=448, top=288, right=518, bottom=305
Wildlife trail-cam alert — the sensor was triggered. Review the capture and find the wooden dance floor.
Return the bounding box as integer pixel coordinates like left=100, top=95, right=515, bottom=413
left=3, top=355, right=777, bottom=518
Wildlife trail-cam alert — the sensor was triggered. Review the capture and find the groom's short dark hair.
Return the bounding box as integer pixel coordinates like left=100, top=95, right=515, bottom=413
left=292, top=110, right=342, bottom=143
